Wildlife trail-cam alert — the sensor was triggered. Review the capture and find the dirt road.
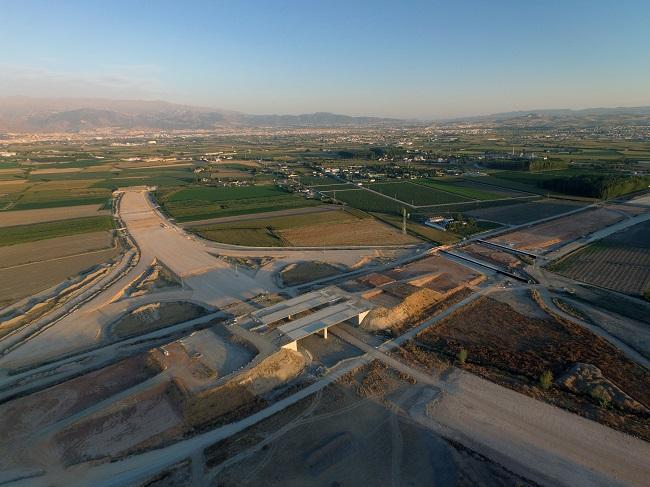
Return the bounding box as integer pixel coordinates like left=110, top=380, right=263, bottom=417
left=331, top=327, right=650, bottom=487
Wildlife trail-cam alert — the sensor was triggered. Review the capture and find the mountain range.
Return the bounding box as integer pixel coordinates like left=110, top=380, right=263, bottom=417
left=0, top=97, right=404, bottom=132
left=1, top=96, right=649, bottom=132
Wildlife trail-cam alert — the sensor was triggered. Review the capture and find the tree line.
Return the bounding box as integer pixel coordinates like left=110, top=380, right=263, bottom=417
left=540, top=174, right=650, bottom=198
left=483, top=159, right=567, bottom=171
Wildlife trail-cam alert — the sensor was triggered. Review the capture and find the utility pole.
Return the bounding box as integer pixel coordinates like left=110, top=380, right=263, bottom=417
left=402, top=207, right=407, bottom=235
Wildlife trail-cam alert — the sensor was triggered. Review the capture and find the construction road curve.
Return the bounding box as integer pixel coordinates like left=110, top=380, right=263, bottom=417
left=3, top=188, right=650, bottom=487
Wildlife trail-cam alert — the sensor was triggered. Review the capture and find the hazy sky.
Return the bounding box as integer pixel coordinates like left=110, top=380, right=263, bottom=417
left=2, top=0, right=649, bottom=118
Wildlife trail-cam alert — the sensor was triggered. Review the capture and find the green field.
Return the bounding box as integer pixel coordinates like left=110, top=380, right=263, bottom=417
left=0, top=216, right=114, bottom=246
left=419, top=179, right=516, bottom=200
left=165, top=185, right=287, bottom=203
left=158, top=185, right=321, bottom=222
left=368, top=182, right=471, bottom=206
left=324, top=189, right=404, bottom=214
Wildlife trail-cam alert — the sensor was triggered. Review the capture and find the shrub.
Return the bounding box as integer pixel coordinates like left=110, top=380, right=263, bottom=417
left=590, top=385, right=612, bottom=409
left=457, top=348, right=468, bottom=365
left=539, top=370, right=553, bottom=390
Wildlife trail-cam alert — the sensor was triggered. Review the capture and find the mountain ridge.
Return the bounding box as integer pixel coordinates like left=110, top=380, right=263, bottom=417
left=1, top=96, right=650, bottom=132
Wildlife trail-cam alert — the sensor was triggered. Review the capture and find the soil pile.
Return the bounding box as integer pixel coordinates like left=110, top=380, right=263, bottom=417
left=557, top=363, right=649, bottom=414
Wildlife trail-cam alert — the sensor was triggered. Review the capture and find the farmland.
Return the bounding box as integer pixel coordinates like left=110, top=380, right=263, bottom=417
left=368, top=181, right=471, bottom=206
left=488, top=207, right=623, bottom=253
left=190, top=208, right=417, bottom=246
left=0, top=204, right=109, bottom=227
left=321, top=188, right=404, bottom=214
left=419, top=179, right=525, bottom=200
left=0, top=231, right=118, bottom=307
left=158, top=185, right=321, bottom=222
left=0, top=216, right=114, bottom=246
left=373, top=213, right=460, bottom=245
left=549, top=220, right=650, bottom=298
left=164, top=185, right=287, bottom=203
left=464, top=199, right=586, bottom=225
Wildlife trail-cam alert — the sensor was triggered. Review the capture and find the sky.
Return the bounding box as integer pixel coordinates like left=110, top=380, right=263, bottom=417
left=1, top=0, right=650, bottom=119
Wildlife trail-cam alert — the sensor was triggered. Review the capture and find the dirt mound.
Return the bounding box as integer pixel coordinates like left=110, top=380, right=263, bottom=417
left=557, top=363, right=649, bottom=414
left=358, top=272, right=395, bottom=287
left=361, top=287, right=440, bottom=331
left=463, top=243, right=521, bottom=269
left=110, top=301, right=208, bottom=339
left=175, top=348, right=305, bottom=428
left=131, top=261, right=181, bottom=296
left=216, top=255, right=274, bottom=270
left=280, top=261, right=344, bottom=287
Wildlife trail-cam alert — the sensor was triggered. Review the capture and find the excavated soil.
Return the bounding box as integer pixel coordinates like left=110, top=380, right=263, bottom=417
left=109, top=301, right=209, bottom=339
left=280, top=261, right=344, bottom=287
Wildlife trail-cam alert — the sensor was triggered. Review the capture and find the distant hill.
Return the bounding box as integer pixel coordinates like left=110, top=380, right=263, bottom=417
left=0, top=97, right=405, bottom=132
left=444, top=106, right=650, bottom=129
left=1, top=97, right=649, bottom=133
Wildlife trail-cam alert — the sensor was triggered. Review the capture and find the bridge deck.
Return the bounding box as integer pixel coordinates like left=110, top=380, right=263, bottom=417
left=277, top=301, right=372, bottom=341
left=251, top=287, right=345, bottom=326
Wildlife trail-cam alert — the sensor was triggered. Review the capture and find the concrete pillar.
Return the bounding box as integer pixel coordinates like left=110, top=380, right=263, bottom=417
left=357, top=310, right=370, bottom=325
left=282, top=341, right=298, bottom=351
left=322, top=327, right=328, bottom=339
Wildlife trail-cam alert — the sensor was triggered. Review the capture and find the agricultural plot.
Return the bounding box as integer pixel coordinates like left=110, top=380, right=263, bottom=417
left=319, top=189, right=404, bottom=214
left=159, top=185, right=320, bottom=222
left=488, top=207, right=623, bottom=253
left=0, top=232, right=118, bottom=307
left=0, top=216, right=114, bottom=246
left=373, top=213, right=459, bottom=245
left=165, top=185, right=287, bottom=203
left=0, top=204, right=109, bottom=228
left=464, top=199, right=585, bottom=225
left=549, top=220, right=650, bottom=298
left=5, top=179, right=112, bottom=211
left=368, top=182, right=471, bottom=206
left=190, top=209, right=417, bottom=246
left=419, top=179, right=522, bottom=200
left=473, top=175, right=547, bottom=194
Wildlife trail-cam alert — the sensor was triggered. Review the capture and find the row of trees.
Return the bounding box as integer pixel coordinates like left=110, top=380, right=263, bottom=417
left=335, top=147, right=407, bottom=160
left=540, top=174, right=650, bottom=198
left=483, top=158, right=567, bottom=171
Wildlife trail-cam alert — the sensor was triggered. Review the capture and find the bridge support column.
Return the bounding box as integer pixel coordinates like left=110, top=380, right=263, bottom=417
left=282, top=341, right=298, bottom=351
left=321, top=327, right=328, bottom=339
left=357, top=310, right=370, bottom=325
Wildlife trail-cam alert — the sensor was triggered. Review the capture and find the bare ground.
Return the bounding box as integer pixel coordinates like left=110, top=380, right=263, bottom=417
left=414, top=296, right=650, bottom=439
left=109, top=301, right=209, bottom=339
left=278, top=219, right=418, bottom=246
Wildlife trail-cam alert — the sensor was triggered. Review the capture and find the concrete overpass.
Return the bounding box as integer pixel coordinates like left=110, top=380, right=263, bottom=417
left=248, top=286, right=373, bottom=350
